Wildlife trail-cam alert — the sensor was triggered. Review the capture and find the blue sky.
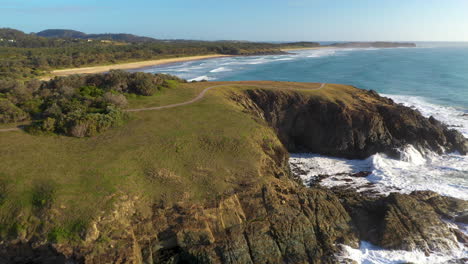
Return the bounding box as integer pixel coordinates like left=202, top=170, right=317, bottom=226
left=1, top=0, right=467, bottom=41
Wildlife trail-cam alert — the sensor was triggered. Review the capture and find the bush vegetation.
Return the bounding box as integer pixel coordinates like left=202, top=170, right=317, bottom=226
left=1, top=70, right=185, bottom=136
left=0, top=28, right=319, bottom=79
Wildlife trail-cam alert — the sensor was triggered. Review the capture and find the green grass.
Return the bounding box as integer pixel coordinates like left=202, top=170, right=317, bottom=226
left=0, top=81, right=365, bottom=244
left=126, top=81, right=208, bottom=109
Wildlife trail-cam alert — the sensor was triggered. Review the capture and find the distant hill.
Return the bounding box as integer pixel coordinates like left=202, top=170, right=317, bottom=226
left=36, top=29, right=159, bottom=43
left=0, top=28, right=28, bottom=39
left=329, top=42, right=416, bottom=48
left=281, top=41, right=320, bottom=47
left=35, top=29, right=87, bottom=39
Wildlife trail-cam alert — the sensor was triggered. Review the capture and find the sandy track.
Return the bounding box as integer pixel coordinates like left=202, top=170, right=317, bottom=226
left=126, top=83, right=326, bottom=112
left=0, top=83, right=326, bottom=132
left=0, top=128, right=21, bottom=132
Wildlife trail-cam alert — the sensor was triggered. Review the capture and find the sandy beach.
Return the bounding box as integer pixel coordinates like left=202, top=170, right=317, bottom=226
left=41, top=54, right=231, bottom=80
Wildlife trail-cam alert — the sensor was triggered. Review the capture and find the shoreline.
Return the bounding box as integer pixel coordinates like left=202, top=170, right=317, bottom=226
left=41, top=54, right=231, bottom=80
left=40, top=48, right=331, bottom=80
left=280, top=46, right=333, bottom=51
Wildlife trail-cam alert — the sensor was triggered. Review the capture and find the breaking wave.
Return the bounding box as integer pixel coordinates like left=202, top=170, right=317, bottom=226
left=337, top=240, right=467, bottom=264
left=289, top=94, right=468, bottom=200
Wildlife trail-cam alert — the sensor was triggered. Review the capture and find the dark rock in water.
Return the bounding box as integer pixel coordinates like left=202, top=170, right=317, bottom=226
left=233, top=87, right=468, bottom=158
left=350, top=171, right=372, bottom=177
left=410, top=191, right=468, bottom=223
left=455, top=212, right=468, bottom=224
left=333, top=188, right=465, bottom=254
left=378, top=193, right=458, bottom=252
left=445, top=258, right=468, bottom=264
left=452, top=228, right=468, bottom=245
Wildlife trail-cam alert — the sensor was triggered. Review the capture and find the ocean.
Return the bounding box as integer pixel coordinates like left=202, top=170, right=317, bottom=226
left=138, top=44, right=468, bottom=263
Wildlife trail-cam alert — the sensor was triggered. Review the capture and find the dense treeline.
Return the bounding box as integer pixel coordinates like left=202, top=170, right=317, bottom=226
left=0, top=28, right=319, bottom=79
left=36, top=29, right=159, bottom=43
left=0, top=70, right=185, bottom=137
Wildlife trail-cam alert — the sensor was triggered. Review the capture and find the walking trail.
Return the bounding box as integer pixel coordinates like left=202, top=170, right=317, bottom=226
left=0, top=83, right=326, bottom=132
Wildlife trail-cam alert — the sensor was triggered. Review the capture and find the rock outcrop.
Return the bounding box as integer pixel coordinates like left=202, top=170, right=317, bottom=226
left=334, top=188, right=467, bottom=255
left=4, top=185, right=465, bottom=264
left=232, top=88, right=467, bottom=158
left=0, top=180, right=360, bottom=263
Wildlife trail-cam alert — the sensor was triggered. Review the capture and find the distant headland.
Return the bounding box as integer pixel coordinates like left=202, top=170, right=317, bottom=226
left=329, top=41, right=417, bottom=48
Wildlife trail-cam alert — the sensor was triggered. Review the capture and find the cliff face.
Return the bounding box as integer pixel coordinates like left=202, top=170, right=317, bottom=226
left=233, top=88, right=467, bottom=158
left=4, top=179, right=465, bottom=263
left=1, top=85, right=467, bottom=264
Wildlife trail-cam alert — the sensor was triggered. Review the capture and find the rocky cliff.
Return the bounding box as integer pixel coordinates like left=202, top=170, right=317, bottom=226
left=1, top=85, right=467, bottom=264
left=232, top=87, right=467, bottom=158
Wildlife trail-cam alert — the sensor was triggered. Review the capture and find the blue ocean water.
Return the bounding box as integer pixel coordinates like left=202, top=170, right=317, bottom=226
left=141, top=45, right=468, bottom=109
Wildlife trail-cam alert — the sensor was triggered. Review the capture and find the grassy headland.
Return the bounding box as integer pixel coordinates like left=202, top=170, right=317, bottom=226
left=0, top=79, right=347, bottom=242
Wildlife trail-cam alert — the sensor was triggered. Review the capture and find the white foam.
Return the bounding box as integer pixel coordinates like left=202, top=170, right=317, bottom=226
left=188, top=75, right=215, bottom=82
left=383, top=94, right=468, bottom=137
left=289, top=153, right=371, bottom=182
left=290, top=144, right=468, bottom=200
left=209, top=67, right=231, bottom=73
left=290, top=91, right=468, bottom=200
left=307, top=52, right=336, bottom=58
left=337, top=240, right=467, bottom=264
left=338, top=219, right=467, bottom=264
left=275, top=57, right=294, bottom=61
left=247, top=58, right=270, bottom=65
left=293, top=49, right=337, bottom=58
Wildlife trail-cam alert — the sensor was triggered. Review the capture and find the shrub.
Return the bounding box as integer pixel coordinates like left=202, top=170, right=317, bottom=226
left=2, top=72, right=184, bottom=136
left=0, top=99, right=29, bottom=123
left=103, top=92, right=128, bottom=108
left=41, top=117, right=56, bottom=132
left=78, top=85, right=104, bottom=98
left=31, top=183, right=55, bottom=210
left=48, top=220, right=87, bottom=243
left=129, top=72, right=158, bottom=95
left=67, top=107, right=126, bottom=137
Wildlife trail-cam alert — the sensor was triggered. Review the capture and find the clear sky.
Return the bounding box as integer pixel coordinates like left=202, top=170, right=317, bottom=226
left=1, top=0, right=467, bottom=42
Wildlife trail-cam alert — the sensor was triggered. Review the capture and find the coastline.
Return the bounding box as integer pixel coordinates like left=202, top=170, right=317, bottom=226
left=40, top=54, right=231, bottom=80
left=280, top=46, right=333, bottom=51
left=40, top=48, right=331, bottom=80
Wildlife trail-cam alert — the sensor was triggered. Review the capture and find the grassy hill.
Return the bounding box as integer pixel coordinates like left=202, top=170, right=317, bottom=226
left=0, top=81, right=332, bottom=242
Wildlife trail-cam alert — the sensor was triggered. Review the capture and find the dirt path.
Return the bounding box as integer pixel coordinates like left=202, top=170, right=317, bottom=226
left=126, top=83, right=326, bottom=112
left=0, top=83, right=326, bottom=132
left=0, top=128, right=21, bottom=132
